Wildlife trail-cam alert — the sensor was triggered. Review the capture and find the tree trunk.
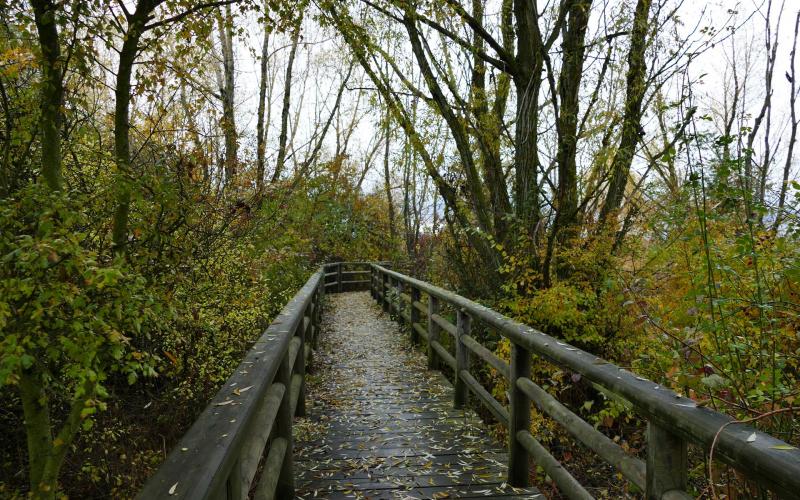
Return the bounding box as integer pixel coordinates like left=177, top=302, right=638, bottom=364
left=272, top=19, right=302, bottom=183
left=512, top=0, right=543, bottom=230
left=403, top=11, right=493, bottom=235
left=31, top=0, right=63, bottom=191
left=383, top=111, right=397, bottom=241
left=774, top=11, right=799, bottom=231
left=256, top=29, right=270, bottom=194
left=541, top=0, right=593, bottom=287
left=471, top=0, right=511, bottom=241
left=20, top=371, right=51, bottom=497
left=296, top=63, right=352, bottom=178
left=553, top=0, right=592, bottom=238
left=20, top=371, right=95, bottom=500
left=323, top=2, right=500, bottom=288
left=599, top=0, right=652, bottom=223
left=111, top=10, right=148, bottom=251
left=218, top=5, right=238, bottom=188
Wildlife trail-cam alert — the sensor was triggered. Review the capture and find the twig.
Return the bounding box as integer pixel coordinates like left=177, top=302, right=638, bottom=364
left=708, top=407, right=799, bottom=499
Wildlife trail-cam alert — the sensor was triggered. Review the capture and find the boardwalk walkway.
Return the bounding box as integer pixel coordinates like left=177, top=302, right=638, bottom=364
left=294, top=292, right=542, bottom=499
left=138, top=264, right=800, bottom=499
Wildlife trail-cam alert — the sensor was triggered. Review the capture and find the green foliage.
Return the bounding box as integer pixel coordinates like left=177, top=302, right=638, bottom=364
left=425, top=150, right=800, bottom=495
left=630, top=182, right=800, bottom=414
left=0, top=185, right=165, bottom=497
left=0, top=184, right=161, bottom=404
left=502, top=282, right=607, bottom=347
left=0, top=138, right=397, bottom=497
left=493, top=226, right=628, bottom=352
left=256, top=158, right=398, bottom=262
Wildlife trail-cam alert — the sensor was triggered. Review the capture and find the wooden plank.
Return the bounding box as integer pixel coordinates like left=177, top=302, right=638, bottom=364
left=454, top=309, right=471, bottom=408
left=517, top=376, right=646, bottom=489
left=298, top=474, right=506, bottom=491
left=381, top=272, right=389, bottom=313
left=301, top=484, right=542, bottom=499
left=296, top=451, right=512, bottom=470
left=239, top=383, right=285, bottom=488
left=516, top=430, right=592, bottom=500
left=460, top=369, right=509, bottom=428
left=646, top=423, right=688, bottom=499
left=410, top=287, right=421, bottom=344
left=412, top=321, right=429, bottom=342
left=462, top=333, right=509, bottom=379
left=427, top=295, right=440, bottom=369
left=274, top=352, right=294, bottom=497
left=509, top=342, right=531, bottom=487
left=289, top=373, right=303, bottom=417
left=252, top=437, right=288, bottom=500
left=298, top=432, right=499, bottom=450
left=431, top=340, right=456, bottom=370
left=340, top=270, right=370, bottom=276
left=431, top=312, right=457, bottom=337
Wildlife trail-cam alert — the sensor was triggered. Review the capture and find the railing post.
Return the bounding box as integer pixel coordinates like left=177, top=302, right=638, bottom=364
left=275, top=352, right=294, bottom=497
left=307, top=303, right=315, bottom=369
left=370, top=267, right=375, bottom=299
left=386, top=276, right=397, bottom=315
left=225, top=458, right=245, bottom=499
left=312, top=285, right=321, bottom=350
left=427, top=295, right=439, bottom=370
left=295, top=317, right=307, bottom=418
left=646, top=423, right=687, bottom=499
left=454, top=309, right=470, bottom=408
left=508, top=342, right=531, bottom=486
left=337, top=263, right=343, bottom=293
left=396, top=279, right=404, bottom=326
left=381, top=272, right=389, bottom=313
left=410, top=287, right=420, bottom=344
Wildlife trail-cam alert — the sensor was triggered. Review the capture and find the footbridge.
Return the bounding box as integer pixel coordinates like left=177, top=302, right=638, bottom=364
left=137, top=262, right=800, bottom=499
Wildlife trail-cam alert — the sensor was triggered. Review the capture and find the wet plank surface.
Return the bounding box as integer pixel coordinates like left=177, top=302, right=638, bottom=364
left=293, top=292, right=542, bottom=499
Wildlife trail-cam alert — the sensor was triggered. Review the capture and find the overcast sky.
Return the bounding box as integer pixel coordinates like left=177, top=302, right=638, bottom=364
left=221, top=0, right=798, bottom=197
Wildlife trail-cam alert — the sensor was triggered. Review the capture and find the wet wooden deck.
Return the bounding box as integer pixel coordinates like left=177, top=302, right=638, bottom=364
left=293, top=292, right=542, bottom=499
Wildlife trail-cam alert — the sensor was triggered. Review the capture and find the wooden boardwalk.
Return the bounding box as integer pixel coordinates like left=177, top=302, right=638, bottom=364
left=139, top=263, right=800, bottom=499
left=294, top=292, right=542, bottom=499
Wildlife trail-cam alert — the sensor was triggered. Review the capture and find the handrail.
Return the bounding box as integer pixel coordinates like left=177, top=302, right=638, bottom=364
left=322, top=261, right=385, bottom=292
left=137, top=263, right=372, bottom=499
left=370, top=264, right=800, bottom=499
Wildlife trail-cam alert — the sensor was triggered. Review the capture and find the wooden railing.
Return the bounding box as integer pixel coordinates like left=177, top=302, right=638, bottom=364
left=322, top=261, right=376, bottom=293
left=370, top=264, right=800, bottom=499
left=137, top=262, right=371, bottom=499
